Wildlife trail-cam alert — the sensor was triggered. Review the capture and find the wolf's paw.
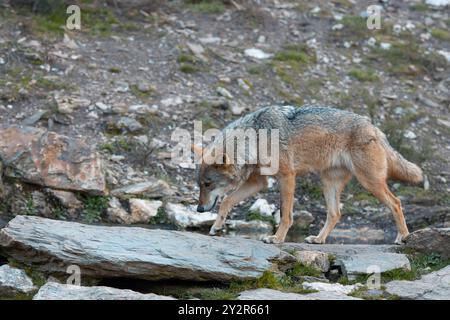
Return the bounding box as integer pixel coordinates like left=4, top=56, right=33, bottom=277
left=394, top=233, right=408, bottom=245
left=304, top=235, right=324, bottom=244
left=209, top=225, right=225, bottom=236
left=262, top=235, right=283, bottom=244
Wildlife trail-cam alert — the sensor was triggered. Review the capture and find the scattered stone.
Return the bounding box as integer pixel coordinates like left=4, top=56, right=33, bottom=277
left=165, top=202, right=217, bottom=229
left=226, top=220, right=274, bottom=234
left=229, top=101, right=245, bottom=115
left=33, top=282, right=175, bottom=300
left=292, top=210, right=314, bottom=229
left=404, top=228, right=450, bottom=259
left=238, top=288, right=360, bottom=300
left=380, top=42, right=392, bottom=50
left=95, top=102, right=110, bottom=112
left=46, top=189, right=83, bottom=211
left=281, top=243, right=411, bottom=277
left=293, top=250, right=330, bottom=272
left=106, top=197, right=130, bottom=224
left=217, top=86, right=234, bottom=99
left=302, top=282, right=362, bottom=295
left=237, top=78, right=251, bottom=92
left=111, top=179, right=173, bottom=199
left=404, top=130, right=417, bottom=140
left=337, top=252, right=411, bottom=277
left=437, top=119, right=450, bottom=129
left=244, top=48, right=273, bottom=60
left=0, top=215, right=287, bottom=282
left=385, top=265, right=450, bottom=300
left=0, top=265, right=36, bottom=297
left=117, top=117, right=143, bottom=133
left=0, top=126, right=106, bottom=195
left=21, top=110, right=48, bottom=126
left=328, top=227, right=385, bottom=244
left=187, top=42, right=208, bottom=62
left=161, top=96, right=183, bottom=108
left=55, top=95, right=91, bottom=114
left=249, top=199, right=276, bottom=217
left=129, top=199, right=162, bottom=223
left=115, top=81, right=129, bottom=93
left=437, top=50, right=450, bottom=63
left=425, top=0, right=450, bottom=7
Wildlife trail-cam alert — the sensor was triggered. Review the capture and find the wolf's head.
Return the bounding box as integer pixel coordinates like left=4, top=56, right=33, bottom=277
left=193, top=145, right=242, bottom=212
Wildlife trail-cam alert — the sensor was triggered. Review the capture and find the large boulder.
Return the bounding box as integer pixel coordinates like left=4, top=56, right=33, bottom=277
left=404, top=228, right=450, bottom=259
left=0, top=126, right=106, bottom=195
left=0, top=216, right=289, bottom=282
left=0, top=265, right=36, bottom=297
left=281, top=243, right=411, bottom=277
left=33, top=282, right=175, bottom=300
left=237, top=288, right=360, bottom=300
left=385, top=265, right=450, bottom=300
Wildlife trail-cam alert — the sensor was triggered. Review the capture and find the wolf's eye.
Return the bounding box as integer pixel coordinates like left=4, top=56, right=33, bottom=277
left=204, top=182, right=212, bottom=188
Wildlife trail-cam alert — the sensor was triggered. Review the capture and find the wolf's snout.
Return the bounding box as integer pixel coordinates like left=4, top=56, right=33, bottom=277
left=197, top=205, right=205, bottom=212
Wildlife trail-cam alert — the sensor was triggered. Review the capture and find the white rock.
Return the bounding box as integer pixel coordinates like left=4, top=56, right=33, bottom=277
left=380, top=42, right=391, bottom=50
left=294, top=250, right=330, bottom=272
left=187, top=42, right=207, bottom=62
left=217, top=86, right=234, bottom=99
left=367, top=37, right=377, bottom=46
left=0, top=265, right=36, bottom=296
left=33, top=282, right=175, bottom=300
left=199, top=36, right=221, bottom=44
left=95, top=102, right=110, bottom=111
left=238, top=288, right=360, bottom=300
left=302, top=282, right=363, bottom=295
left=230, top=101, right=245, bottom=115
left=161, top=96, right=183, bottom=107
left=332, top=24, right=343, bottom=31
left=425, top=0, right=449, bottom=6
left=437, top=50, right=450, bottom=63
left=244, top=48, right=273, bottom=60
left=107, top=197, right=130, bottom=224
left=129, top=199, right=162, bottom=223
left=404, top=130, right=417, bottom=139
left=0, top=57, right=5, bottom=64
left=165, top=203, right=217, bottom=229
left=249, top=199, right=276, bottom=217
left=386, top=265, right=450, bottom=300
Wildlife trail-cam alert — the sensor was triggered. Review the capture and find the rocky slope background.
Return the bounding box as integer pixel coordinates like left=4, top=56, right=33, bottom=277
left=0, top=0, right=449, bottom=300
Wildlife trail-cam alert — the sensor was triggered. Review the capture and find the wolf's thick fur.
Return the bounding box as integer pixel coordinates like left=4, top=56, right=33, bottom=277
left=195, top=105, right=423, bottom=244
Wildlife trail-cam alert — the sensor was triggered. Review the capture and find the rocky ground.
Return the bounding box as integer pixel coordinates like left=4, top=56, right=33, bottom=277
left=0, top=0, right=449, bottom=300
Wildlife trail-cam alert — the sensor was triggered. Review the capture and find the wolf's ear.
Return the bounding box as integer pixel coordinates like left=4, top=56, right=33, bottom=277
left=192, top=144, right=203, bottom=157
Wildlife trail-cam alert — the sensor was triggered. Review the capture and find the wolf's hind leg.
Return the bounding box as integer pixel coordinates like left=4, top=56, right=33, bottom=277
left=356, top=174, right=409, bottom=244
left=305, top=169, right=351, bottom=244
left=352, top=145, right=409, bottom=244
left=209, top=173, right=268, bottom=235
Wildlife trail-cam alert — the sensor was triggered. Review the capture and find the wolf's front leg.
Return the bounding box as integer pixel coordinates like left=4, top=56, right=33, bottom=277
left=263, top=173, right=295, bottom=244
left=209, top=174, right=268, bottom=236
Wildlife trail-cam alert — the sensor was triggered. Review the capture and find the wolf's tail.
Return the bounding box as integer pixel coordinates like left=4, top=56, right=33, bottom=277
left=375, top=128, right=423, bottom=183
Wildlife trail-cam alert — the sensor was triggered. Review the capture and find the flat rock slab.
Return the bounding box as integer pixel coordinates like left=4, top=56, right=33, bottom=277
left=281, top=243, right=410, bottom=276
left=0, top=264, right=36, bottom=297
left=0, top=216, right=286, bottom=282
left=0, top=126, right=105, bottom=195
left=33, top=282, right=175, bottom=300
left=385, top=265, right=450, bottom=300
left=405, top=228, right=450, bottom=259
left=237, top=288, right=360, bottom=300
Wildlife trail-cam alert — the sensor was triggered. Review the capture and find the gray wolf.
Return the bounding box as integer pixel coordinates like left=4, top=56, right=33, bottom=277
left=193, top=105, right=423, bottom=244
